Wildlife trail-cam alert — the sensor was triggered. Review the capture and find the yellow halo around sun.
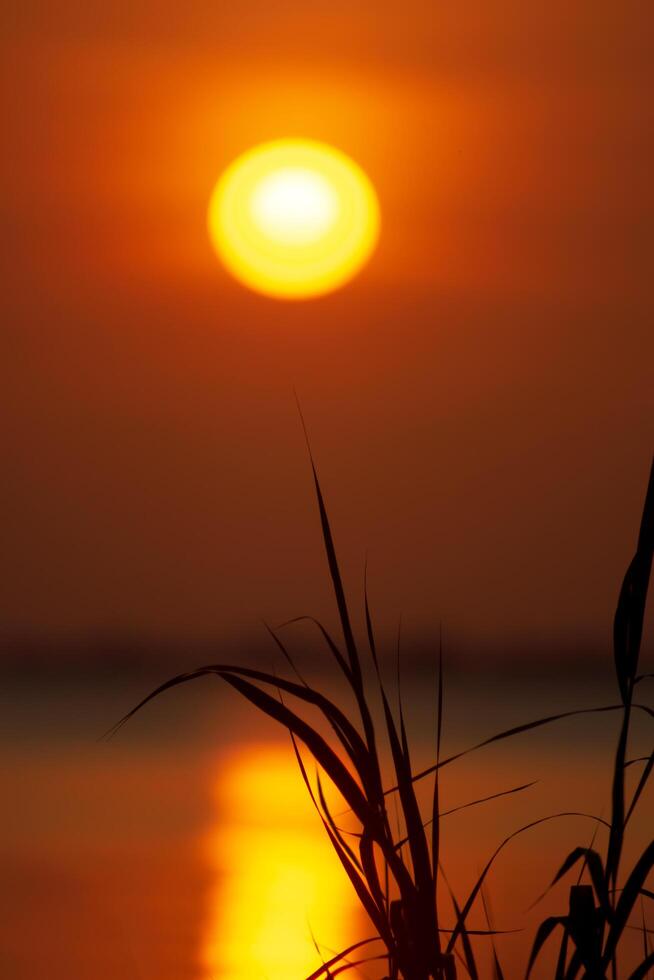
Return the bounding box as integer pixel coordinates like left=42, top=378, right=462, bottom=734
left=207, top=139, right=380, bottom=300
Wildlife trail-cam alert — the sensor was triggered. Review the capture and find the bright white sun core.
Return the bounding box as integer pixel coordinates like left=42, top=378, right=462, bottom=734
left=249, top=168, right=339, bottom=246
left=207, top=138, right=380, bottom=300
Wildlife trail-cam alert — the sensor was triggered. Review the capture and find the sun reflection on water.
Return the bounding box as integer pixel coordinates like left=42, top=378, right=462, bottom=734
left=204, top=744, right=361, bottom=980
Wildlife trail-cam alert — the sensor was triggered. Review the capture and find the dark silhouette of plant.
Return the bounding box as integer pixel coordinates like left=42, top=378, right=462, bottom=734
left=525, top=459, right=654, bottom=980
left=109, top=454, right=653, bottom=979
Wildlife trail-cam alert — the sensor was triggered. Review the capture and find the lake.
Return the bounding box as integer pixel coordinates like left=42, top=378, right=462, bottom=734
left=1, top=658, right=649, bottom=979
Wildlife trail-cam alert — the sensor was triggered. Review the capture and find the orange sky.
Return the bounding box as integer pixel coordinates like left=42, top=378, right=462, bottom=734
left=1, top=1, right=653, bottom=658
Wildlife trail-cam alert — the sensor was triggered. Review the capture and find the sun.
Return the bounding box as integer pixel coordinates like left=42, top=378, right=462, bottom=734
left=207, top=139, right=380, bottom=300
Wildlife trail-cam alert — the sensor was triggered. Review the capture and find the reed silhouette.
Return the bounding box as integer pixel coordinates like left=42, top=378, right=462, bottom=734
left=111, top=454, right=654, bottom=979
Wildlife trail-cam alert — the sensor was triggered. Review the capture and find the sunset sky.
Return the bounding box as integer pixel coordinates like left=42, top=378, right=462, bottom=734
left=2, top=1, right=653, bottom=661
left=2, top=8, right=654, bottom=980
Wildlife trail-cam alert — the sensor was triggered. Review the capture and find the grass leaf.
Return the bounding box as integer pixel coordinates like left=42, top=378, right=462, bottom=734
left=445, top=813, right=608, bottom=956
left=613, top=457, right=654, bottom=701
left=384, top=703, right=654, bottom=797
left=302, top=938, right=382, bottom=980
left=625, top=747, right=654, bottom=825
left=603, top=840, right=654, bottom=969
left=277, top=615, right=352, bottom=683
left=627, top=951, right=654, bottom=980
left=525, top=916, right=567, bottom=979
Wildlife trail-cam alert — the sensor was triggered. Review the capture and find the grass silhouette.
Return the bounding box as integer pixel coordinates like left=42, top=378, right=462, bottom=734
left=524, top=458, right=654, bottom=980
left=110, top=454, right=653, bottom=979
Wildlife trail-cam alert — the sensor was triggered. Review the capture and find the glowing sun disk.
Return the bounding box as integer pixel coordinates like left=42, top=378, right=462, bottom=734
left=207, top=139, right=380, bottom=300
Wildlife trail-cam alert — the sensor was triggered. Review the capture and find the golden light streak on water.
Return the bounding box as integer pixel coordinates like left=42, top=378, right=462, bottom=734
left=203, top=744, right=362, bottom=980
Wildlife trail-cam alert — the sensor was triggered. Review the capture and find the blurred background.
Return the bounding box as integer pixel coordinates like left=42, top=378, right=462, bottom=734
left=1, top=1, right=653, bottom=978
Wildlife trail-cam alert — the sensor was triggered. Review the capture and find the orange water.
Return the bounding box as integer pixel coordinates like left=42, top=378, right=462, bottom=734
left=1, top=673, right=649, bottom=979
left=203, top=745, right=362, bottom=979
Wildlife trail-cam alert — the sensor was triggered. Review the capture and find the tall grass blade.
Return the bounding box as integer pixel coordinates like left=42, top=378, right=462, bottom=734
left=358, top=827, right=389, bottom=933
left=603, top=840, right=654, bottom=969
left=625, top=748, right=654, bottom=825
left=218, top=672, right=371, bottom=822
left=302, top=938, right=382, bottom=980
left=454, top=902, right=479, bottom=980
left=309, top=923, right=335, bottom=980
left=541, top=847, right=609, bottom=917
left=440, top=780, right=539, bottom=818
left=295, top=396, right=362, bottom=689
left=363, top=562, right=381, bottom=676
left=106, top=663, right=367, bottom=765
left=263, top=620, right=308, bottom=685
left=290, top=732, right=390, bottom=945
left=627, top=952, right=654, bottom=980
left=315, top=768, right=363, bottom=872
left=385, top=704, right=654, bottom=796
left=480, top=885, right=505, bottom=980
left=641, top=898, right=650, bottom=973
left=394, top=781, right=538, bottom=851
left=607, top=459, right=654, bottom=897
left=444, top=874, right=479, bottom=980
left=432, top=632, right=444, bottom=894
left=446, top=813, right=609, bottom=955
left=330, top=953, right=388, bottom=977
left=278, top=615, right=352, bottom=683
left=296, top=410, right=388, bottom=827
left=525, top=916, right=566, bottom=979
left=613, top=457, right=654, bottom=702
left=296, top=401, right=392, bottom=854
left=381, top=685, right=432, bottom=889
left=563, top=946, right=584, bottom=980
left=394, top=622, right=435, bottom=926
left=554, top=926, right=570, bottom=980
